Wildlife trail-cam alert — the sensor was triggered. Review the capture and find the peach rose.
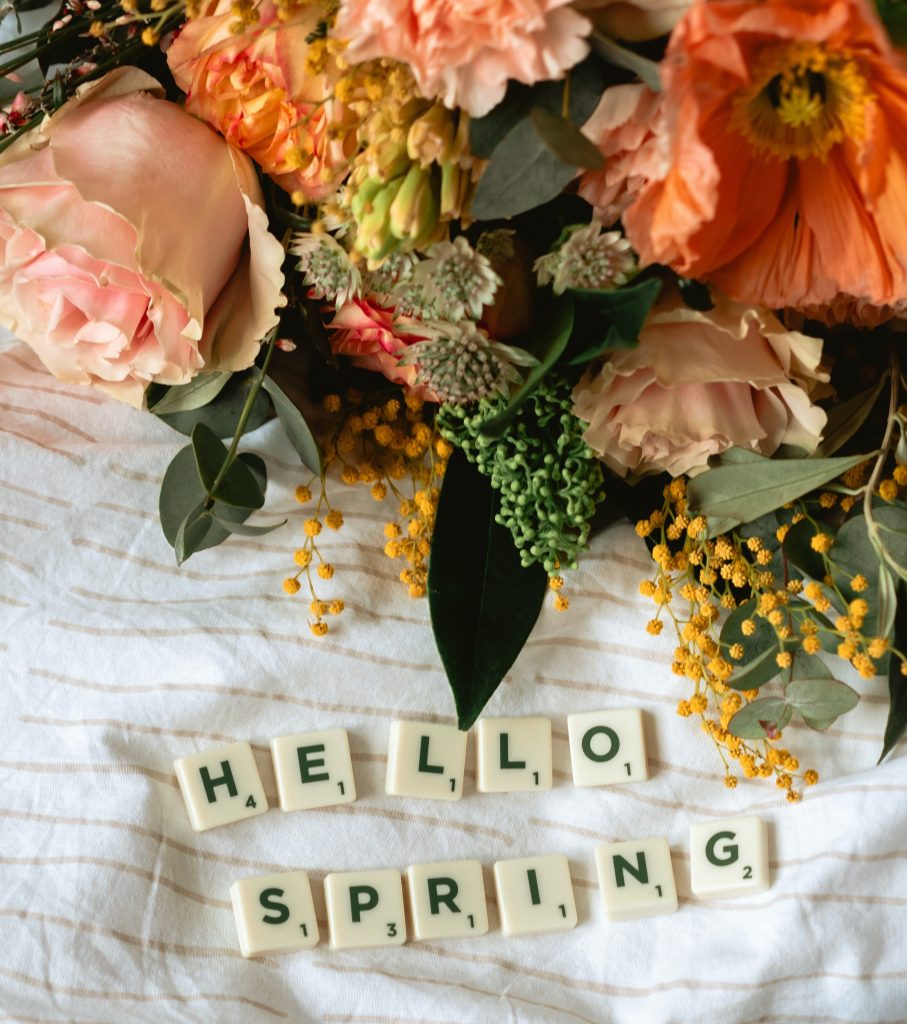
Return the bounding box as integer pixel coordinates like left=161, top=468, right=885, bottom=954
left=327, top=297, right=436, bottom=398
left=167, top=0, right=354, bottom=199
left=0, top=68, right=285, bottom=406
left=578, top=83, right=668, bottom=225
left=575, top=0, right=691, bottom=41
left=335, top=0, right=590, bottom=118
left=572, top=290, right=828, bottom=478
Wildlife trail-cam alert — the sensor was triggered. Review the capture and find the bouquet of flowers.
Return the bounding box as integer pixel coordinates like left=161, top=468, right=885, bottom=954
left=3, top=0, right=907, bottom=800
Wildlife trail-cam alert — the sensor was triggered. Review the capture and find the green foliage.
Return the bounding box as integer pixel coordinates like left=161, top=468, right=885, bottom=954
left=438, top=376, right=605, bottom=574
left=565, top=277, right=663, bottom=364
left=147, top=372, right=233, bottom=415
left=875, top=0, right=907, bottom=46
left=261, top=376, right=322, bottom=475
left=469, top=56, right=606, bottom=159
left=149, top=370, right=272, bottom=439
left=720, top=599, right=786, bottom=692
left=881, top=581, right=907, bottom=761
left=428, top=449, right=548, bottom=729
left=687, top=448, right=870, bottom=536
left=529, top=107, right=603, bottom=170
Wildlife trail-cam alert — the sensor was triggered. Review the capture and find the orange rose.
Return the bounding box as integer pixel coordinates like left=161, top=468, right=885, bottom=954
left=167, top=0, right=355, bottom=199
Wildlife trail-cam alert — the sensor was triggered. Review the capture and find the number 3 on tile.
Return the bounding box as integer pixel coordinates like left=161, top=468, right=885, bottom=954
left=386, top=922, right=397, bottom=937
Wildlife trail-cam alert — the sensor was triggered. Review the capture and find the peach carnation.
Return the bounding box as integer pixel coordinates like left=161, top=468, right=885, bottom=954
left=623, top=0, right=907, bottom=315
left=327, top=298, right=435, bottom=398
left=167, top=0, right=355, bottom=200
left=334, top=0, right=591, bottom=118
left=578, top=83, right=667, bottom=225
left=572, top=289, right=828, bottom=478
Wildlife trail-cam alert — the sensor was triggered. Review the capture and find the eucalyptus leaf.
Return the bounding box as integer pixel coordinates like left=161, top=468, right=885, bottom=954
left=191, top=423, right=265, bottom=510
left=151, top=370, right=272, bottom=439
left=566, top=277, right=662, bottom=363
left=175, top=504, right=214, bottom=566
left=210, top=515, right=287, bottom=537
left=479, top=295, right=575, bottom=437
left=720, top=599, right=782, bottom=691
left=786, top=677, right=860, bottom=731
left=687, top=450, right=870, bottom=536
left=159, top=446, right=266, bottom=560
left=261, top=376, right=322, bottom=475
left=428, top=449, right=548, bottom=730
left=880, top=581, right=907, bottom=761
left=814, top=375, right=887, bottom=458
left=471, top=118, right=579, bottom=221
left=782, top=517, right=829, bottom=582
left=469, top=56, right=606, bottom=159
left=529, top=107, right=603, bottom=170
left=588, top=32, right=662, bottom=92
left=148, top=372, right=232, bottom=415
left=728, top=698, right=792, bottom=740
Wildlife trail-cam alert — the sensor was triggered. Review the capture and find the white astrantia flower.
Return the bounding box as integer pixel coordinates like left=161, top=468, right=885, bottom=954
left=363, top=250, right=419, bottom=297
left=399, top=320, right=537, bottom=404
left=291, top=232, right=361, bottom=307
left=535, top=222, right=637, bottom=295
left=414, top=235, right=502, bottom=321
left=388, top=275, right=445, bottom=320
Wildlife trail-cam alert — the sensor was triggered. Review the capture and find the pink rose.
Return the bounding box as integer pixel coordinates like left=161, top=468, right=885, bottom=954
left=335, top=0, right=591, bottom=118
left=0, top=68, right=285, bottom=406
left=327, top=298, right=436, bottom=398
left=574, top=0, right=691, bottom=41
left=572, top=290, right=828, bottom=478
left=578, top=84, right=668, bottom=225
left=168, top=0, right=355, bottom=199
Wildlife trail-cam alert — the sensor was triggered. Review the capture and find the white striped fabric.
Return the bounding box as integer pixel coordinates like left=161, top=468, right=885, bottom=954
left=0, top=337, right=905, bottom=1024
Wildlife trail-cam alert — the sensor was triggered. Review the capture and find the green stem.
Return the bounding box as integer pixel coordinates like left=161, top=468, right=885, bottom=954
left=864, top=340, right=900, bottom=556
left=589, top=30, right=662, bottom=93
left=206, top=329, right=278, bottom=502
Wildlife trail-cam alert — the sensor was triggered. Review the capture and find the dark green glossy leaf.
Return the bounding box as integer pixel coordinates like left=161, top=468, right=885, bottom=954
left=815, top=375, right=887, bottom=458
left=471, top=117, right=579, bottom=221
left=428, top=449, right=548, bottom=730
left=479, top=295, right=574, bottom=437
left=529, top=107, right=603, bottom=170
left=566, top=277, right=662, bottom=363
left=148, top=371, right=232, bottom=415
left=677, top=277, right=714, bottom=311
left=881, top=581, right=907, bottom=761
left=728, top=698, right=792, bottom=739
left=688, top=450, right=870, bottom=536
left=469, top=56, right=606, bottom=159
left=191, top=423, right=265, bottom=509
left=151, top=370, right=272, bottom=439
left=261, top=376, right=322, bottom=475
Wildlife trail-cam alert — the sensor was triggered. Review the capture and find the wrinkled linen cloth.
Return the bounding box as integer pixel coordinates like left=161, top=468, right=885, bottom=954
left=0, top=337, right=905, bottom=1024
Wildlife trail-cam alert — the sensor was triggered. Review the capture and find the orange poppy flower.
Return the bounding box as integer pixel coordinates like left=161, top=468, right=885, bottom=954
left=623, top=0, right=907, bottom=314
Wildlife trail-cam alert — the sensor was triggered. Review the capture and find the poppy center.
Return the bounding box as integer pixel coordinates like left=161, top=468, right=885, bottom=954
left=732, top=43, right=871, bottom=161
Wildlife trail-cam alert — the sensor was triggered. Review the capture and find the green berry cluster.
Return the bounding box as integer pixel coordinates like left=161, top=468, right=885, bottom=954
left=438, top=377, right=605, bottom=574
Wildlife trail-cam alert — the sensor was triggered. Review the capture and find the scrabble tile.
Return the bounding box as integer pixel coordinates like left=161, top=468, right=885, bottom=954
left=689, top=816, right=770, bottom=899
left=567, top=709, right=648, bottom=787
left=385, top=720, right=468, bottom=801
left=595, top=837, right=678, bottom=921
left=493, top=854, right=576, bottom=937
left=475, top=717, right=553, bottom=793
left=174, top=741, right=267, bottom=832
left=324, top=869, right=407, bottom=949
left=271, top=728, right=356, bottom=812
left=230, top=871, right=319, bottom=957
left=405, top=859, right=489, bottom=941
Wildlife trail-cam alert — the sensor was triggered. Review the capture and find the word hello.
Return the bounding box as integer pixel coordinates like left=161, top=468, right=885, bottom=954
left=172, top=712, right=771, bottom=957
